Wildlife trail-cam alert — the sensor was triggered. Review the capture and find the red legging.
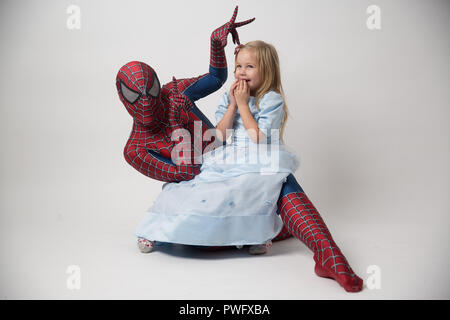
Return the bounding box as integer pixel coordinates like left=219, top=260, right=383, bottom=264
left=197, top=185, right=363, bottom=293
left=278, top=191, right=363, bottom=292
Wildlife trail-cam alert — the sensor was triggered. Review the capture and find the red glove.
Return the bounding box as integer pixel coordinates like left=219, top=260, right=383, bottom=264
left=210, top=6, right=255, bottom=68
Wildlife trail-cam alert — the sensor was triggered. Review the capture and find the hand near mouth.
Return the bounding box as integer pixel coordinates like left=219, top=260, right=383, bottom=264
left=229, top=79, right=240, bottom=108
left=234, top=79, right=250, bottom=108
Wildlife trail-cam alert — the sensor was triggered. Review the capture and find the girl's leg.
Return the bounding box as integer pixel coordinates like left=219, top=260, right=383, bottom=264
left=248, top=240, right=273, bottom=255
left=137, top=237, right=155, bottom=253
left=278, top=175, right=363, bottom=292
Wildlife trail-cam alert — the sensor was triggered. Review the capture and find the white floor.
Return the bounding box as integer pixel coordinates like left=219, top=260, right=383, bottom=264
left=1, top=0, right=449, bottom=301
left=1, top=181, right=448, bottom=300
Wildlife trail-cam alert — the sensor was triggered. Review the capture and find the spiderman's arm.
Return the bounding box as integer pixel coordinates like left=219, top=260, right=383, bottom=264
left=124, top=144, right=200, bottom=182
left=124, top=121, right=200, bottom=182
left=171, top=6, right=255, bottom=103
left=179, top=67, right=227, bottom=103
left=125, top=144, right=199, bottom=182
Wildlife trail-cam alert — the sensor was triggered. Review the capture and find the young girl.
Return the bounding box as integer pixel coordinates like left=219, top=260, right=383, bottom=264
left=135, top=40, right=299, bottom=254
left=136, top=40, right=363, bottom=292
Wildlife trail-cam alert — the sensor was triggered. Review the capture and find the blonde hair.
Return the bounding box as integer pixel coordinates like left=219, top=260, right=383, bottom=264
left=235, top=40, right=288, bottom=143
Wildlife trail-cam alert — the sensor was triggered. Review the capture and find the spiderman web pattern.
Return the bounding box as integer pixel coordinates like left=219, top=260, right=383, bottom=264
left=210, top=6, right=255, bottom=68
left=121, top=62, right=159, bottom=125
left=125, top=123, right=199, bottom=181
left=118, top=6, right=362, bottom=291
left=272, top=224, right=292, bottom=241
left=119, top=62, right=211, bottom=182
left=209, top=7, right=237, bottom=68
left=279, top=192, right=358, bottom=279
left=118, top=6, right=256, bottom=182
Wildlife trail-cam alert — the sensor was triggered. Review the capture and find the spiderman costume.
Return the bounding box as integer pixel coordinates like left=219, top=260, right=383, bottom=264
left=116, top=6, right=363, bottom=292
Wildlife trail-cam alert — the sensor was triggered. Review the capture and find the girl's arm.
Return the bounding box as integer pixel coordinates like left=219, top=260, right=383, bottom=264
left=216, top=80, right=241, bottom=142
left=238, top=106, right=267, bottom=143
left=216, top=104, right=237, bottom=142
left=235, top=82, right=285, bottom=144
left=234, top=80, right=268, bottom=144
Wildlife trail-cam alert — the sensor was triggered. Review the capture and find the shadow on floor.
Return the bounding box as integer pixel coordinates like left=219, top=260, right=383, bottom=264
left=146, top=237, right=308, bottom=260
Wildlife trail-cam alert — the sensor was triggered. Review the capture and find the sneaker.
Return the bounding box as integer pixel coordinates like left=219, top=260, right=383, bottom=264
left=137, top=238, right=155, bottom=253
left=248, top=240, right=272, bottom=255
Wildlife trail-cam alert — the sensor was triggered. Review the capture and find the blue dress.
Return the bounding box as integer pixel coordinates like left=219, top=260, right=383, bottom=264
left=135, top=91, right=299, bottom=246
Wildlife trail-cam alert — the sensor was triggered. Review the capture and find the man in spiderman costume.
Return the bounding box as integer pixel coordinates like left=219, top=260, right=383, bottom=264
left=116, top=7, right=363, bottom=292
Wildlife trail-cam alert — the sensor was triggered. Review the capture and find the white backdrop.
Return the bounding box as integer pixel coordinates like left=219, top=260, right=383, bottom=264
left=1, top=0, right=449, bottom=299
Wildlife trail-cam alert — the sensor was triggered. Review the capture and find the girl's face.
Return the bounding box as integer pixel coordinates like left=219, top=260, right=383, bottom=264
left=234, top=49, right=262, bottom=96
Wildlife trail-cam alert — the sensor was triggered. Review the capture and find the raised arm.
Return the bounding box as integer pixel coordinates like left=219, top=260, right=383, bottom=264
left=176, top=6, right=255, bottom=103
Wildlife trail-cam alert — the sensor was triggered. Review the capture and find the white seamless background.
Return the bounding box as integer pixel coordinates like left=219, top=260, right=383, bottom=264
left=0, top=0, right=449, bottom=299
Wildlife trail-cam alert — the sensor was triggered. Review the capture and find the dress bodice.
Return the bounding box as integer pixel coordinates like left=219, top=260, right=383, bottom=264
left=215, top=91, right=285, bottom=147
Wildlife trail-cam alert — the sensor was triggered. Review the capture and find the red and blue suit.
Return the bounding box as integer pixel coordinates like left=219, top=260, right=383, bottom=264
left=116, top=7, right=362, bottom=292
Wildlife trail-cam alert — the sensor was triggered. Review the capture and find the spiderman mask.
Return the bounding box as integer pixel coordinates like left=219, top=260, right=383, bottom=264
left=116, top=62, right=162, bottom=127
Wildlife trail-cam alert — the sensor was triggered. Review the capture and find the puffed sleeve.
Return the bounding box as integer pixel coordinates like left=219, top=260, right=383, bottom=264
left=256, top=91, right=285, bottom=138
left=214, top=91, right=231, bottom=126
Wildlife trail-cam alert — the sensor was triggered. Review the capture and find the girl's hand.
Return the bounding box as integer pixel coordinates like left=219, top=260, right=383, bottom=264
left=229, top=79, right=239, bottom=108
left=234, top=80, right=250, bottom=108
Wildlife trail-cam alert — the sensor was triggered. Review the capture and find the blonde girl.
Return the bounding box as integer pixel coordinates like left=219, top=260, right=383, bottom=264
left=136, top=40, right=363, bottom=292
